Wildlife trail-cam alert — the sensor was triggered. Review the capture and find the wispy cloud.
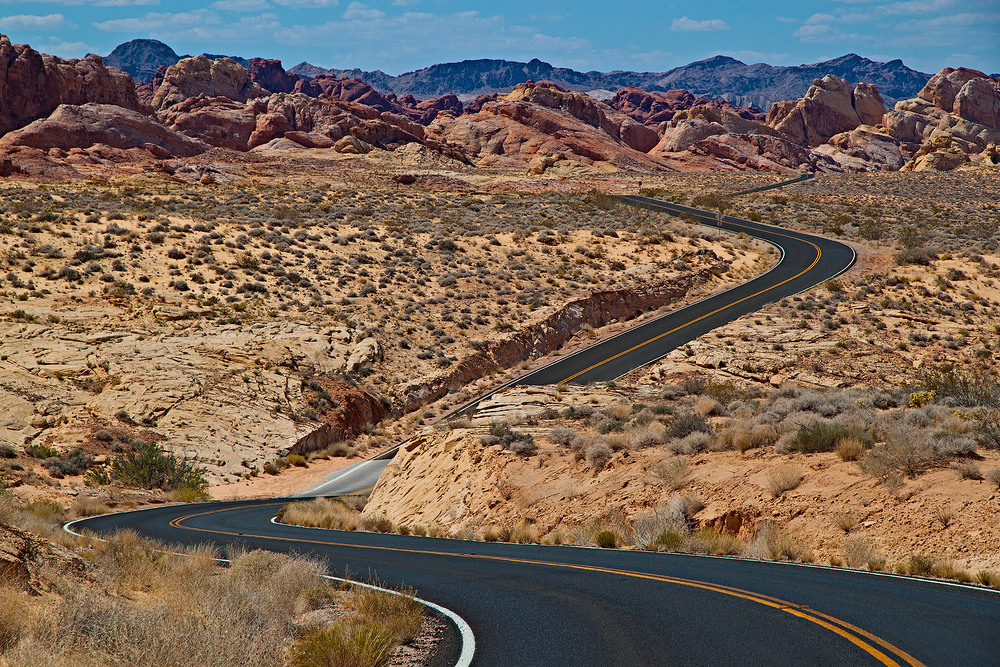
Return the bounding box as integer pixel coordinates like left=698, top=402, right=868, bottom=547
left=342, top=2, right=383, bottom=20
left=669, top=16, right=729, bottom=32
left=272, top=0, right=338, bottom=6
left=0, top=0, right=159, bottom=5
left=0, top=12, right=73, bottom=29
left=211, top=0, right=270, bottom=11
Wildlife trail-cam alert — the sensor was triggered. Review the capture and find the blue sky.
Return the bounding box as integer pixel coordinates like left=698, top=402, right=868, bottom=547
left=0, top=0, right=996, bottom=75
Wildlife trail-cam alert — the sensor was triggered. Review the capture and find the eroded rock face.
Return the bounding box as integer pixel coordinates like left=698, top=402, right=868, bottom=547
left=248, top=57, right=299, bottom=94
left=158, top=94, right=257, bottom=151
left=0, top=35, right=143, bottom=135
left=608, top=87, right=765, bottom=126
left=152, top=55, right=264, bottom=110
left=767, top=75, right=883, bottom=147
left=427, top=81, right=664, bottom=169
left=0, top=103, right=208, bottom=157
left=877, top=67, right=1000, bottom=171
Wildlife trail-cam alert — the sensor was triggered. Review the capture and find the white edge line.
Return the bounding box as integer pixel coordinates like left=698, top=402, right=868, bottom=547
left=64, top=508, right=476, bottom=667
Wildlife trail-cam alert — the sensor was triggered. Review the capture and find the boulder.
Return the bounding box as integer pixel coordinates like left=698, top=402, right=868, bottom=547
left=158, top=95, right=257, bottom=151
left=152, top=55, right=264, bottom=110
left=918, top=67, right=986, bottom=112
left=0, top=35, right=143, bottom=135
left=248, top=57, right=298, bottom=94
left=954, top=77, right=1000, bottom=129
left=854, top=82, right=886, bottom=126
left=767, top=74, right=868, bottom=147
left=0, top=103, right=208, bottom=157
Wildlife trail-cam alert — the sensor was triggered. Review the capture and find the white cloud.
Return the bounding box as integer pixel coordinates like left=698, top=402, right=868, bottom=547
left=392, top=0, right=419, bottom=5
left=94, top=9, right=219, bottom=32
left=669, top=16, right=729, bottom=32
left=0, top=13, right=72, bottom=29
left=42, top=39, right=94, bottom=57
left=342, top=2, right=384, bottom=19
left=0, top=0, right=159, bottom=5
left=272, top=0, right=338, bottom=6
left=212, top=0, right=270, bottom=11
left=880, top=0, right=955, bottom=15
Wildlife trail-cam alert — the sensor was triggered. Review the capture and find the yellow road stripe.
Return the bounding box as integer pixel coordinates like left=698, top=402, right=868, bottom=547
left=169, top=502, right=923, bottom=667
left=556, top=198, right=823, bottom=384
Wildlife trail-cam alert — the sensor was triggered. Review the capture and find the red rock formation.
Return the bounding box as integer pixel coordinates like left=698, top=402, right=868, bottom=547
left=158, top=94, right=257, bottom=151
left=152, top=55, right=264, bottom=110
left=0, top=103, right=208, bottom=157
left=609, top=87, right=765, bottom=126
left=248, top=57, right=299, bottom=94
left=290, top=379, right=390, bottom=454
left=767, top=75, right=885, bottom=147
left=0, top=35, right=143, bottom=136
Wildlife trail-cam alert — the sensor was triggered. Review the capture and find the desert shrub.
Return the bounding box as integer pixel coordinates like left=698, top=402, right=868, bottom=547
left=836, top=429, right=870, bottom=459
left=650, top=457, right=690, bottom=490
left=843, top=537, right=878, bottom=568
left=24, top=498, right=65, bottom=520
left=900, top=554, right=935, bottom=577
left=286, top=454, right=308, bottom=467
left=693, top=396, right=723, bottom=417
left=632, top=497, right=693, bottom=548
left=894, top=247, right=937, bottom=265
left=289, top=623, right=395, bottom=667
left=499, top=519, right=538, bottom=544
left=688, top=528, right=742, bottom=556
left=0, top=444, right=16, bottom=458
left=362, top=514, right=395, bottom=534
left=0, top=589, right=27, bottom=651
left=986, top=467, right=1000, bottom=489
left=278, top=498, right=360, bottom=531
left=666, top=431, right=711, bottom=454
left=861, top=425, right=943, bottom=480
left=344, top=586, right=423, bottom=644
left=71, top=496, right=111, bottom=517
left=766, top=465, right=803, bottom=497
left=832, top=513, right=857, bottom=534
left=953, top=460, right=982, bottom=480
left=24, top=443, right=59, bottom=458
left=584, top=442, right=612, bottom=472
left=743, top=522, right=804, bottom=561
left=920, top=367, right=1000, bottom=408
left=483, top=421, right=537, bottom=455
left=972, top=409, right=1000, bottom=449
left=594, top=530, right=620, bottom=548
left=789, top=423, right=872, bottom=454
left=667, top=413, right=711, bottom=439
left=109, top=441, right=208, bottom=495
left=715, top=422, right=776, bottom=453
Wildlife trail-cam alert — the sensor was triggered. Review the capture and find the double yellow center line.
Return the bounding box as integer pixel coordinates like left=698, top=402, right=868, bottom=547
left=557, top=197, right=827, bottom=384
left=170, top=502, right=923, bottom=667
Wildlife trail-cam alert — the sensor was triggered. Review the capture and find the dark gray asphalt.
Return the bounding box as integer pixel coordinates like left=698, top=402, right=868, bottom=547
left=71, top=496, right=1000, bottom=666
left=65, top=189, right=1000, bottom=666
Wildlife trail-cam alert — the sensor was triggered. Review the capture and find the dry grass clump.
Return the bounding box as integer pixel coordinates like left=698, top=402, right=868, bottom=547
left=832, top=512, right=858, bottom=534
left=649, top=456, right=691, bottom=490
left=743, top=521, right=807, bottom=561
left=291, top=623, right=395, bottom=667
left=842, top=537, right=880, bottom=569
left=342, top=586, right=424, bottom=645
left=953, top=460, right=983, bottom=480
left=0, top=589, right=28, bottom=653
left=835, top=436, right=866, bottom=462
left=277, top=498, right=364, bottom=531
left=766, top=465, right=803, bottom=498
left=987, top=467, right=1000, bottom=489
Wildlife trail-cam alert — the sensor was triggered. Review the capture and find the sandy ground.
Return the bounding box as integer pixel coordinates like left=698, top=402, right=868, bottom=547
left=209, top=456, right=358, bottom=500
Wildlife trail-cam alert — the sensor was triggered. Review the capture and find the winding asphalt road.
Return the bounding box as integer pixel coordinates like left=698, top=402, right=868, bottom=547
left=67, top=187, right=1000, bottom=665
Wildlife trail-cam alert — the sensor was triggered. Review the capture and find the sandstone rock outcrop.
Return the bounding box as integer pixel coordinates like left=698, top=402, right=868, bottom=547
left=0, top=103, right=208, bottom=157
left=767, top=74, right=885, bottom=147
left=879, top=67, right=1000, bottom=171
left=0, top=35, right=143, bottom=136
left=152, top=55, right=264, bottom=110
left=428, top=81, right=662, bottom=170
left=608, top=87, right=765, bottom=126
left=249, top=57, right=299, bottom=94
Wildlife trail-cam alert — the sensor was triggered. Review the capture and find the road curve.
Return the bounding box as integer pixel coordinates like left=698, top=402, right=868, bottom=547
left=71, top=482, right=1000, bottom=666
left=66, top=189, right=1000, bottom=665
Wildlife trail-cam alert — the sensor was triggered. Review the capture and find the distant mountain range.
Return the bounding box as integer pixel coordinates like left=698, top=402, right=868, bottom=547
left=103, top=39, right=930, bottom=110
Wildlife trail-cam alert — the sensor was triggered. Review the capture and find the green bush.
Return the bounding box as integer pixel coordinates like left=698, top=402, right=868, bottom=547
left=25, top=443, right=59, bottom=459
left=286, top=454, right=308, bottom=467
left=290, top=623, right=395, bottom=667
left=110, top=441, right=208, bottom=493
left=594, top=530, right=620, bottom=549
left=790, top=423, right=873, bottom=454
